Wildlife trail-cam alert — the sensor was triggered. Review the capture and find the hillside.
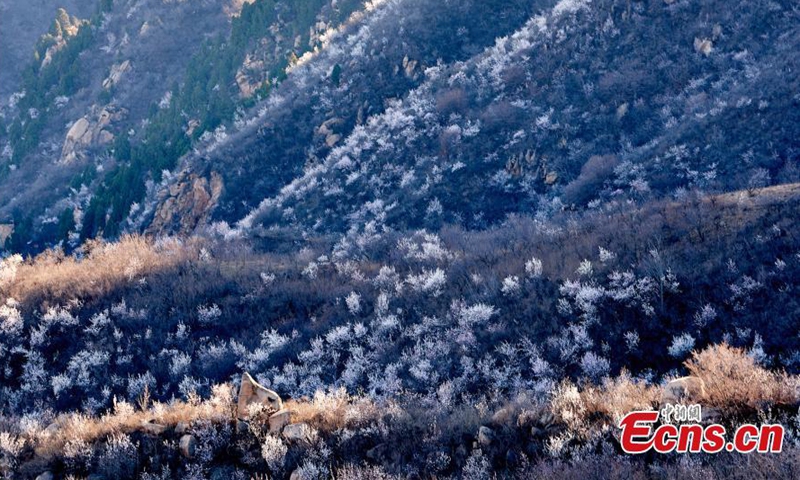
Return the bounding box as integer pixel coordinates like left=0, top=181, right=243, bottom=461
left=178, top=0, right=800, bottom=242
left=1, top=184, right=799, bottom=477
left=1, top=0, right=794, bottom=250
left=1, top=0, right=799, bottom=478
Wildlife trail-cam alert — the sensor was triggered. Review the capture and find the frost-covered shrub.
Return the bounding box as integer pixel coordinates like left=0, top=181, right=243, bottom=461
left=261, top=435, right=288, bottom=474
left=346, top=291, right=362, bottom=315
left=525, top=257, right=543, bottom=278
left=0, top=255, right=23, bottom=288
left=406, top=268, right=446, bottom=296
left=668, top=333, right=696, bottom=359
left=579, top=352, right=610, bottom=381
left=0, top=300, right=23, bottom=336
left=197, top=304, right=222, bottom=325
left=501, top=275, right=521, bottom=296
left=96, top=433, right=137, bottom=479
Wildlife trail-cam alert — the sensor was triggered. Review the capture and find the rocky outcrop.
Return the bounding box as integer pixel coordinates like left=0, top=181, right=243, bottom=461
left=60, top=106, right=125, bottom=164
left=402, top=55, right=419, bottom=79
left=236, top=372, right=283, bottom=420
left=0, top=223, right=13, bottom=246
left=146, top=172, right=223, bottom=235
left=662, top=376, right=707, bottom=405
left=235, top=53, right=267, bottom=98
left=103, top=60, right=131, bottom=89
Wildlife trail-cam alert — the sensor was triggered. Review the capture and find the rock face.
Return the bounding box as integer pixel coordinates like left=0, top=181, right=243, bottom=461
left=60, top=106, right=125, bottom=164
left=147, top=172, right=223, bottom=235
left=235, top=53, right=269, bottom=98
left=268, top=409, right=292, bottom=433
left=402, top=55, right=419, bottom=78
left=236, top=372, right=283, bottom=420
left=662, top=376, right=707, bottom=405
left=0, top=223, right=13, bottom=246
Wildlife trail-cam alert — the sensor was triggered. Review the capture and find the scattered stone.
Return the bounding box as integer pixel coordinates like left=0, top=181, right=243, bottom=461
left=179, top=434, right=197, bottom=459
left=35, top=473, right=54, bottom=480
left=545, top=171, right=558, bottom=185
left=141, top=421, right=168, bottom=436
left=491, top=407, right=511, bottom=425
left=269, top=409, right=292, bottom=434
left=185, top=119, right=201, bottom=137
left=694, top=37, right=713, bottom=56
left=478, top=426, right=494, bottom=447
left=662, top=376, right=707, bottom=405
left=282, top=422, right=311, bottom=442
left=175, top=422, right=190, bottom=435
left=290, top=469, right=303, bottom=480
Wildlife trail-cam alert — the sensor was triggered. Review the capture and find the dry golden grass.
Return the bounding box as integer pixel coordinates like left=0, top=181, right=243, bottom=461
left=2, top=235, right=196, bottom=309
left=580, top=370, right=661, bottom=423
left=285, top=388, right=382, bottom=433
left=549, top=345, right=799, bottom=438
left=686, top=343, right=799, bottom=413
left=29, top=384, right=235, bottom=461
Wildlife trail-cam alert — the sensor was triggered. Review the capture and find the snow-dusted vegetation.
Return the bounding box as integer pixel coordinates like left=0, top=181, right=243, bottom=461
left=1, top=0, right=799, bottom=478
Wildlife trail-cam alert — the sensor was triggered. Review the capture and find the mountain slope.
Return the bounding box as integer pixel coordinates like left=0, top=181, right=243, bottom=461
left=217, top=0, right=800, bottom=241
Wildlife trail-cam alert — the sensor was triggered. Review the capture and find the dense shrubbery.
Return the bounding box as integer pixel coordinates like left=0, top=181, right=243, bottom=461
left=1, top=188, right=798, bottom=420
left=0, top=344, right=797, bottom=478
